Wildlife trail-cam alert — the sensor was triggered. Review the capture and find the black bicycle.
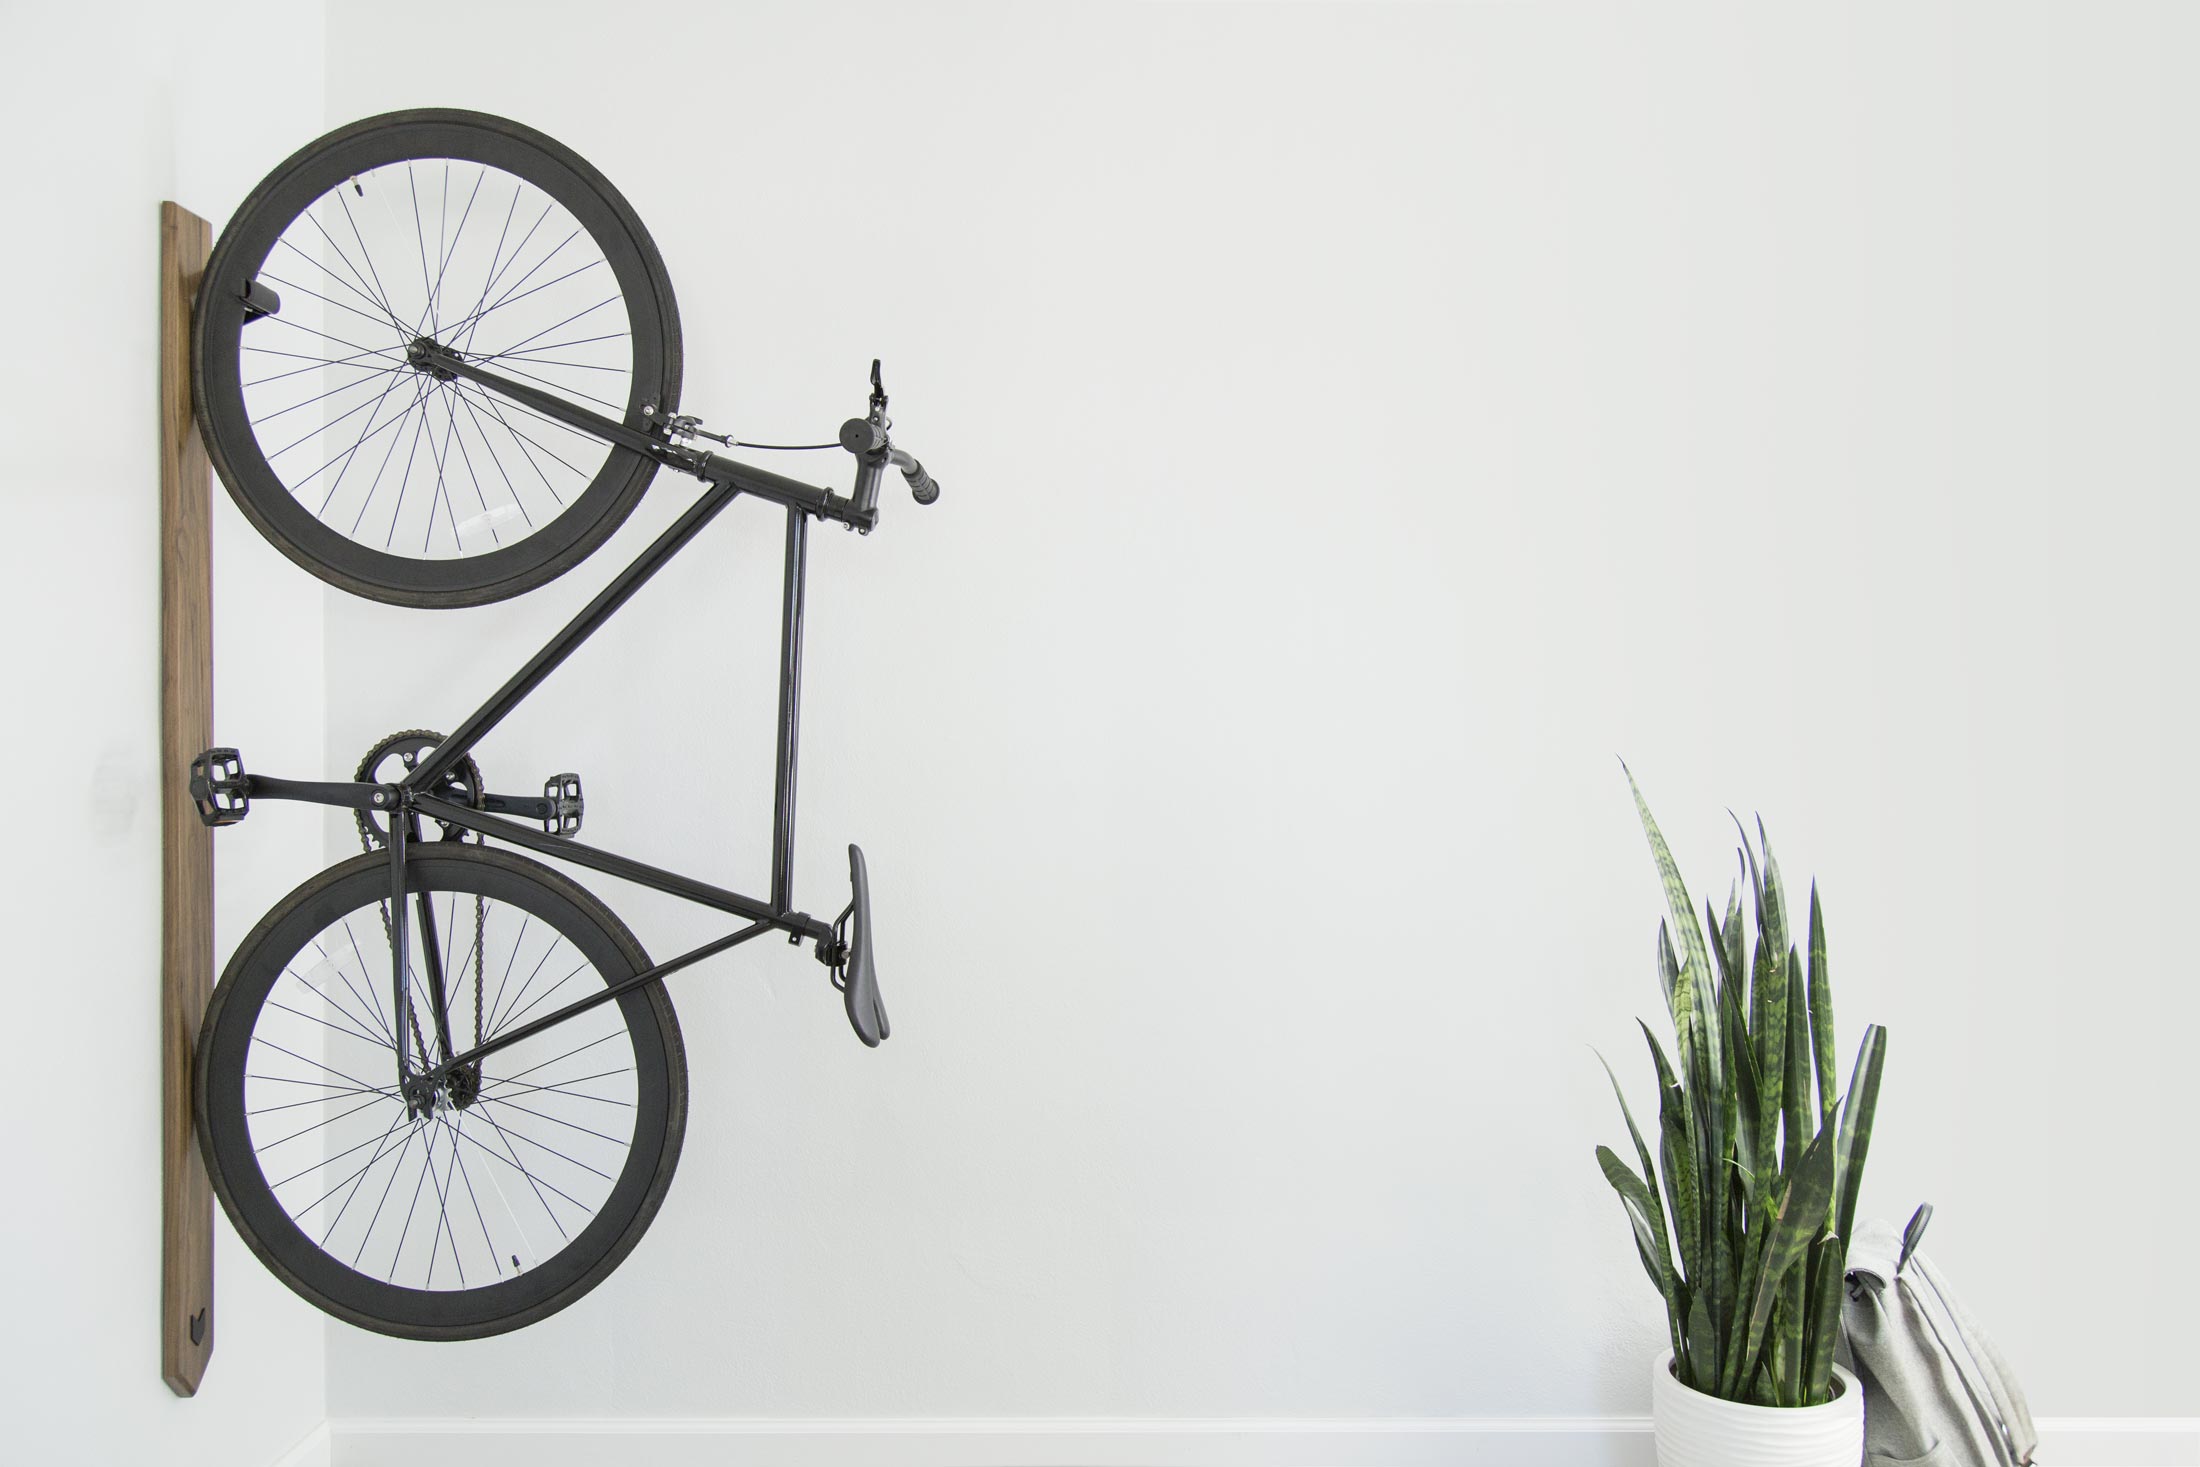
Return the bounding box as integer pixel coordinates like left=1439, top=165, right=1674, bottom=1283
left=184, top=110, right=939, bottom=1339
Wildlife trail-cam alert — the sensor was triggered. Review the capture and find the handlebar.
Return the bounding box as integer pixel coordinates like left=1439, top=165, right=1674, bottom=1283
left=839, top=359, right=941, bottom=525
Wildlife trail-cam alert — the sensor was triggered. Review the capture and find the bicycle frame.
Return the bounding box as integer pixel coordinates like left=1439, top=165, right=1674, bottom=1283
left=240, top=349, right=897, bottom=1098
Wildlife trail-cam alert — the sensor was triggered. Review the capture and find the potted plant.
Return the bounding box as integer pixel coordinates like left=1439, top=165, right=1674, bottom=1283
left=1597, top=769, right=1888, bottom=1467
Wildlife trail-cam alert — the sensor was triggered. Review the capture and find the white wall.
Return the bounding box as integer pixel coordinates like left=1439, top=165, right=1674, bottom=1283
left=12, top=0, right=2176, bottom=1447
left=314, top=0, right=2197, bottom=1426
left=0, top=3, right=331, bottom=1462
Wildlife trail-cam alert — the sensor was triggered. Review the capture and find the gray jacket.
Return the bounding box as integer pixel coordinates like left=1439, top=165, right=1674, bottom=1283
left=1841, top=1207, right=2038, bottom=1467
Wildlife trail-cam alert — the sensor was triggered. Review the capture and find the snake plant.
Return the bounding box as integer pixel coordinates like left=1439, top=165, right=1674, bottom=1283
left=1596, top=767, right=1887, bottom=1407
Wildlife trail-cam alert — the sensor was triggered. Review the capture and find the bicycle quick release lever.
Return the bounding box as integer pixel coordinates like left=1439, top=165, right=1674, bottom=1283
left=840, top=359, right=942, bottom=523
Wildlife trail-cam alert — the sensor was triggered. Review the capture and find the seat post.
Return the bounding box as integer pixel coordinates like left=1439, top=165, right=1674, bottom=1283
left=769, top=505, right=810, bottom=913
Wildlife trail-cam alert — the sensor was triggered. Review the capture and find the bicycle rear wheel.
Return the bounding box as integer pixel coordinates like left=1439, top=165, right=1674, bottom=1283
left=195, top=844, right=688, bottom=1339
left=193, top=109, right=683, bottom=607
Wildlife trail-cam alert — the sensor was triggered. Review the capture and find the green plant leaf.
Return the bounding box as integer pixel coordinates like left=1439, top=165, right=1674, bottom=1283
left=1802, top=1230, right=1846, bottom=1405
left=1784, top=948, right=1810, bottom=1175
left=1690, top=986, right=1732, bottom=1356
left=1596, top=1145, right=1675, bottom=1314
left=1686, top=1288, right=1717, bottom=1392
left=1657, top=920, right=1680, bottom=1020
left=1757, top=815, right=1789, bottom=966
left=1707, top=897, right=1741, bottom=1029
left=1722, top=979, right=1762, bottom=1187
left=1753, top=932, right=1786, bottom=1182
left=1721, top=1196, right=1770, bottom=1392
left=1598, top=1048, right=1672, bottom=1277
left=1643, top=1021, right=1700, bottom=1293
left=1624, top=764, right=1721, bottom=1090
left=1832, top=1024, right=1888, bottom=1251
left=1721, top=1124, right=1838, bottom=1398
left=1807, top=885, right=1837, bottom=1129
left=1721, top=881, right=1745, bottom=1003
left=1777, top=1222, right=1807, bottom=1404
left=1770, top=1291, right=1799, bottom=1406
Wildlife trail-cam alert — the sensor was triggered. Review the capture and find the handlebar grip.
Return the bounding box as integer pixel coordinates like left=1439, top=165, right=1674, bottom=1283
left=890, top=448, right=941, bottom=505
left=903, top=461, right=941, bottom=505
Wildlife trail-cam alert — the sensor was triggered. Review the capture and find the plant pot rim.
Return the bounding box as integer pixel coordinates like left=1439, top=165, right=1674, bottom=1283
left=1653, top=1350, right=1859, bottom=1412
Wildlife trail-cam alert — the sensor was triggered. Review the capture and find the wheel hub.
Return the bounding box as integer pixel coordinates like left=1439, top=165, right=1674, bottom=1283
left=404, top=1063, right=482, bottom=1117
left=407, top=336, right=458, bottom=380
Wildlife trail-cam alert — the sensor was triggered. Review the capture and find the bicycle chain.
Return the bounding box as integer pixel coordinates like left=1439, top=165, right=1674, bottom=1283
left=354, top=731, right=490, bottom=1076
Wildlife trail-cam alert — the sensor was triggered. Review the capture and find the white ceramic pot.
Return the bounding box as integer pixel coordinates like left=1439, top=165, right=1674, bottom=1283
left=1651, top=1351, right=1864, bottom=1467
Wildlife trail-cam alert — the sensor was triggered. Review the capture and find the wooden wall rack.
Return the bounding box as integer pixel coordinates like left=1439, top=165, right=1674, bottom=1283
left=159, top=200, right=216, bottom=1397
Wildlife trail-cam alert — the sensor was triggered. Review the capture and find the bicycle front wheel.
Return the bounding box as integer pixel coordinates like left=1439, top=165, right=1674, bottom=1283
left=195, top=844, right=688, bottom=1340
left=193, top=109, right=683, bottom=607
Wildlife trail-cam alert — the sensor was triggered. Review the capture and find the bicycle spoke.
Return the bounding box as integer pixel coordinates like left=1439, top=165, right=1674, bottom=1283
left=496, top=1029, right=624, bottom=1086
left=455, top=260, right=610, bottom=361
left=475, top=1092, right=629, bottom=1148
left=340, top=922, right=395, bottom=1041
left=487, top=933, right=565, bottom=1039
left=336, top=186, right=401, bottom=333
left=444, top=391, right=510, bottom=545
left=450, top=375, right=618, bottom=448
left=457, top=1105, right=583, bottom=1233
left=474, top=1096, right=616, bottom=1183
left=286, top=954, right=393, bottom=1046
left=478, top=314, right=624, bottom=364
left=259, top=269, right=415, bottom=340
left=444, top=227, right=582, bottom=342
left=455, top=196, right=554, bottom=337
left=245, top=343, right=408, bottom=388
left=251, top=1035, right=391, bottom=1097
left=349, top=1124, right=420, bottom=1266
left=451, top=389, right=546, bottom=531
left=254, top=311, right=411, bottom=366
left=480, top=914, right=533, bottom=1039
left=329, top=379, right=427, bottom=525
left=494, top=959, right=592, bottom=1034
left=386, top=1120, right=441, bottom=1280
left=255, top=1092, right=391, bottom=1148
left=273, top=238, right=408, bottom=332
left=409, top=164, right=437, bottom=337
left=416, top=385, right=465, bottom=554
left=302, top=207, right=403, bottom=327
left=377, top=396, right=433, bottom=546
left=428, top=165, right=486, bottom=334
left=247, top=360, right=407, bottom=428
left=265, top=995, right=391, bottom=1050
left=421, top=1120, right=468, bottom=1289
left=489, top=354, right=626, bottom=375
left=445, top=1114, right=507, bottom=1276
left=270, top=1114, right=410, bottom=1189
left=477, top=1069, right=634, bottom=1106
left=451, top=380, right=592, bottom=486
left=298, top=1110, right=409, bottom=1225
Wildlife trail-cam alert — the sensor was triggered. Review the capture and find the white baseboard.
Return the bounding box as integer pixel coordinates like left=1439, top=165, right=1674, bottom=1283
left=329, top=1417, right=1653, bottom=1467
left=269, top=1421, right=332, bottom=1467
left=320, top=1416, right=2200, bottom=1467
left=2034, top=1420, right=2200, bottom=1466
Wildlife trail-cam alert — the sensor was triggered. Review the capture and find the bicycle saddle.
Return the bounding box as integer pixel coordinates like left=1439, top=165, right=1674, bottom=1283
left=838, top=844, right=889, bottom=1047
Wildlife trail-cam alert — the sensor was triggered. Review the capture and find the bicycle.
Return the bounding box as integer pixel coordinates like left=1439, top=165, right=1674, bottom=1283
left=182, top=109, right=941, bottom=1339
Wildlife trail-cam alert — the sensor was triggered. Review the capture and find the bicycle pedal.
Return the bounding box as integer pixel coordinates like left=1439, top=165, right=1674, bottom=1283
left=189, top=747, right=250, bottom=827
left=542, top=773, right=584, bottom=837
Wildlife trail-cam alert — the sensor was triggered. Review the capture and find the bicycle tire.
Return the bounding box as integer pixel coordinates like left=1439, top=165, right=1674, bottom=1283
left=195, top=844, right=688, bottom=1340
left=193, top=109, right=683, bottom=608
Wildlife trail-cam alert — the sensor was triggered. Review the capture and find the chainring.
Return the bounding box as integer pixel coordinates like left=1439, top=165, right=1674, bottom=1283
left=353, top=729, right=484, bottom=850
